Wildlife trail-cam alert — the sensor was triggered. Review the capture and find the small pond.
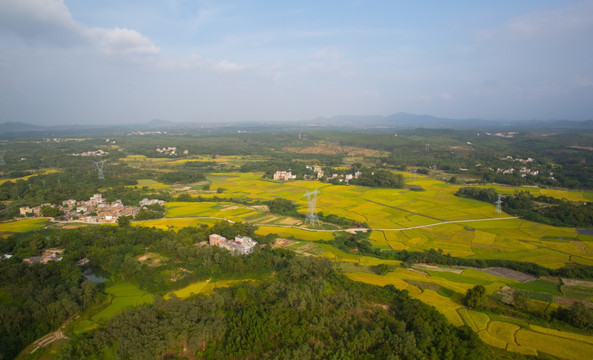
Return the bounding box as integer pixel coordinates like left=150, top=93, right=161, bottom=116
left=82, top=266, right=110, bottom=283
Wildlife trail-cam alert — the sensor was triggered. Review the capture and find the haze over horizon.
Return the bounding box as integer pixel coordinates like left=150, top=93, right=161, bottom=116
left=0, top=0, right=592, bottom=126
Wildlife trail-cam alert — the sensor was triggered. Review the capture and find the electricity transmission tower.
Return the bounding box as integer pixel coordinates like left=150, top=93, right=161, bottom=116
left=495, top=194, right=502, bottom=214
left=303, top=188, right=320, bottom=226
left=0, top=150, right=5, bottom=165
left=94, top=160, right=106, bottom=180
left=409, top=169, right=416, bottom=184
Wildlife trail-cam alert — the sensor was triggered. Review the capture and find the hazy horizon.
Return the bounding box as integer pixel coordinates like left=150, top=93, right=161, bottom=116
left=1, top=1, right=592, bottom=126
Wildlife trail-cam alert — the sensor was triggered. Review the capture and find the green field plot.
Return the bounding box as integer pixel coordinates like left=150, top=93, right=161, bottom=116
left=91, top=283, right=153, bottom=324
left=510, top=279, right=562, bottom=295
left=73, top=319, right=98, bottom=335
left=562, top=285, right=593, bottom=300
left=0, top=218, right=48, bottom=233
left=516, top=328, right=593, bottom=360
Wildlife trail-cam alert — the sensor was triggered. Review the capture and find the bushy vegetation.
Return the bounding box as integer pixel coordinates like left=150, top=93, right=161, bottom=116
left=58, top=256, right=518, bottom=360
left=457, top=187, right=593, bottom=227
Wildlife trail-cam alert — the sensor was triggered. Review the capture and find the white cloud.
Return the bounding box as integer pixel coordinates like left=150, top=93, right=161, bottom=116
left=0, top=0, right=159, bottom=56
left=97, top=28, right=159, bottom=55
left=0, top=0, right=90, bottom=45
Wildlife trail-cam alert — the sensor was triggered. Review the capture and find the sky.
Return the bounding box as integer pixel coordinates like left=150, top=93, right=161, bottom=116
left=0, top=0, right=592, bottom=125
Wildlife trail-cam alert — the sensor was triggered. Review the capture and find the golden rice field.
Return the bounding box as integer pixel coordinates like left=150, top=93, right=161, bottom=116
left=133, top=218, right=219, bottom=231
left=0, top=218, right=49, bottom=233
left=166, top=279, right=253, bottom=300
left=0, top=169, right=59, bottom=185
left=148, top=171, right=593, bottom=269
left=129, top=179, right=171, bottom=189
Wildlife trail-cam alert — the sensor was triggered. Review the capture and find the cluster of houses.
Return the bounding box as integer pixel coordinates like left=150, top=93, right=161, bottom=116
left=71, top=150, right=109, bottom=157
left=273, top=166, right=362, bottom=184
left=19, top=194, right=164, bottom=223
left=22, top=249, right=64, bottom=264
left=128, top=130, right=166, bottom=135
left=208, top=234, right=257, bottom=255
left=501, top=156, right=534, bottom=164
left=156, top=146, right=178, bottom=155
left=327, top=171, right=362, bottom=183
left=495, top=167, right=540, bottom=177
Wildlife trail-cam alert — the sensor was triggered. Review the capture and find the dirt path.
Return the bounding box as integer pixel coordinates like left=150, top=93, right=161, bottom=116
left=29, top=316, right=77, bottom=354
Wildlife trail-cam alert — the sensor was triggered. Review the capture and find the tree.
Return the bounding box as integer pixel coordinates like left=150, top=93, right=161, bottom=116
left=465, top=285, right=486, bottom=308
left=117, top=216, right=131, bottom=227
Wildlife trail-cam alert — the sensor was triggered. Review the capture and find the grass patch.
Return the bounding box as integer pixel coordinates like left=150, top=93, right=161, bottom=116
left=0, top=218, right=48, bottom=233
left=91, top=283, right=153, bottom=324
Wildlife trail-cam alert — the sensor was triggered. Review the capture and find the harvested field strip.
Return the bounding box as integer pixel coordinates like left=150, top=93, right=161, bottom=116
left=458, top=309, right=490, bottom=332
left=529, top=325, right=593, bottom=345
left=166, top=280, right=210, bottom=300
left=505, top=343, right=538, bottom=356
left=345, top=272, right=422, bottom=297
left=488, top=321, right=519, bottom=345
left=415, top=289, right=464, bottom=326
left=516, top=328, right=593, bottom=360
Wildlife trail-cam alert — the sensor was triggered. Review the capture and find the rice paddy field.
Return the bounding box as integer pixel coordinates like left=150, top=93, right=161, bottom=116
left=166, top=279, right=253, bottom=300
left=344, top=264, right=593, bottom=359
left=0, top=218, right=49, bottom=234
left=62, top=168, right=593, bottom=359
left=158, top=171, right=593, bottom=270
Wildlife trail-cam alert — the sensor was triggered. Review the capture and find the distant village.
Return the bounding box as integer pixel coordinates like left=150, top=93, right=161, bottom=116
left=19, top=194, right=164, bottom=224
left=273, top=165, right=362, bottom=184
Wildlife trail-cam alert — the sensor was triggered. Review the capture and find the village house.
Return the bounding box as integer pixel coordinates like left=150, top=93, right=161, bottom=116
left=209, top=234, right=257, bottom=255
left=19, top=206, right=33, bottom=216
left=23, top=249, right=64, bottom=265
left=273, top=171, right=296, bottom=181
left=139, top=198, right=165, bottom=207
left=62, top=199, right=77, bottom=209
left=76, top=257, right=90, bottom=266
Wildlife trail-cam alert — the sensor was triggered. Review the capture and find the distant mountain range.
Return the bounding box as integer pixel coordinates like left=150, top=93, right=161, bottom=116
left=1, top=113, right=592, bottom=135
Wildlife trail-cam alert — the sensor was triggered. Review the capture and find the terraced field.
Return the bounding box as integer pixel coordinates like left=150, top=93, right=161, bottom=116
left=345, top=264, right=592, bottom=359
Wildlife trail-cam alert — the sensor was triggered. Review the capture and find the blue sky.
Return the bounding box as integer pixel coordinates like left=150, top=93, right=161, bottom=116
left=0, top=0, right=591, bottom=125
